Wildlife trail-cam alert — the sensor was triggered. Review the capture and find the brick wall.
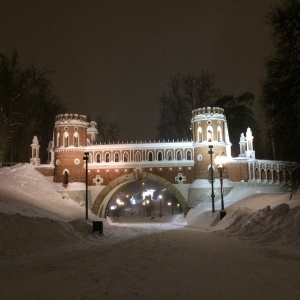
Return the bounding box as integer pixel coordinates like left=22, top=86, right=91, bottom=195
left=227, top=162, right=249, bottom=182
left=35, top=166, right=54, bottom=177
left=54, top=150, right=86, bottom=183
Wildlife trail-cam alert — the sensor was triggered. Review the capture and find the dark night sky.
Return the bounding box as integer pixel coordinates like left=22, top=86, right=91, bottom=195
left=0, top=0, right=283, bottom=140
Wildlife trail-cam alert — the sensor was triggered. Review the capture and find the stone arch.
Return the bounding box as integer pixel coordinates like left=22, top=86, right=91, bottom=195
left=135, top=151, right=141, bottom=162
left=217, top=126, right=222, bottom=142
left=123, top=151, right=129, bottom=162
left=63, top=131, right=69, bottom=147
left=167, top=150, right=173, bottom=161
left=279, top=170, right=284, bottom=182
left=273, top=170, right=278, bottom=183
left=92, top=171, right=188, bottom=218
left=147, top=151, right=153, bottom=161
left=73, top=131, right=79, bottom=147
left=157, top=151, right=163, bottom=161
left=96, top=153, right=101, bottom=163
left=250, top=163, right=254, bottom=180
left=267, top=169, right=272, bottom=181
left=186, top=150, right=192, bottom=160
left=56, top=132, right=60, bottom=147
left=114, top=152, right=119, bottom=162
left=207, top=125, right=213, bottom=142
left=197, top=126, right=203, bottom=142
left=176, top=150, right=182, bottom=160
left=62, top=169, right=69, bottom=186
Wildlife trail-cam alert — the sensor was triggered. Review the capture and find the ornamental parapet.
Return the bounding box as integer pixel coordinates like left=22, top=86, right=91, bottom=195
left=55, top=113, right=88, bottom=125
left=192, top=107, right=224, bottom=117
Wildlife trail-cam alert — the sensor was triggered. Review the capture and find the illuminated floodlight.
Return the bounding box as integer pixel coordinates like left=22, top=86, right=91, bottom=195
left=130, top=197, right=136, bottom=205
left=110, top=205, right=117, bottom=210
left=215, top=152, right=227, bottom=168
left=116, top=198, right=124, bottom=206
left=142, top=189, right=156, bottom=199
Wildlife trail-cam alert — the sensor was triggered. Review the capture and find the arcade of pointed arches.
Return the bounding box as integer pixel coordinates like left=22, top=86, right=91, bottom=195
left=248, top=161, right=292, bottom=183
left=91, top=149, right=193, bottom=164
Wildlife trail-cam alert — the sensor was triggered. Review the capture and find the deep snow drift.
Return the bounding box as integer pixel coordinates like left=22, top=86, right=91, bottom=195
left=1, top=164, right=300, bottom=299
left=0, top=163, right=300, bottom=252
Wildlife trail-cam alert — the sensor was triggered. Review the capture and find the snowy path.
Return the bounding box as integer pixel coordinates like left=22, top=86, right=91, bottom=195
left=1, top=225, right=300, bottom=300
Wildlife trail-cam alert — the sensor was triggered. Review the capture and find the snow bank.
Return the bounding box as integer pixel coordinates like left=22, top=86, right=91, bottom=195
left=0, top=163, right=99, bottom=221
left=227, top=203, right=300, bottom=246
left=186, top=186, right=300, bottom=246
left=1, top=163, right=300, bottom=252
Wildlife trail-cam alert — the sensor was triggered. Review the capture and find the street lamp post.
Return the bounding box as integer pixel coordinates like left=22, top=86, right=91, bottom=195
left=215, top=152, right=227, bottom=220
left=143, top=199, right=151, bottom=217
left=158, top=195, right=162, bottom=217
left=83, top=152, right=89, bottom=220
left=208, top=145, right=215, bottom=212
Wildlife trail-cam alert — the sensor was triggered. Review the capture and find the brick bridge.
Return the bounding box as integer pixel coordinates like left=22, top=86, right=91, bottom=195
left=32, top=108, right=298, bottom=218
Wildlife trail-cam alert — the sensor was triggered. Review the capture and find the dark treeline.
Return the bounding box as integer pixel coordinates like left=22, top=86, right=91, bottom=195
left=0, top=51, right=122, bottom=163
left=158, top=0, right=299, bottom=162
left=157, top=72, right=259, bottom=158
left=0, top=50, right=65, bottom=163
left=95, top=115, right=121, bottom=144
left=262, top=0, right=300, bottom=162
left=1, top=1, right=298, bottom=164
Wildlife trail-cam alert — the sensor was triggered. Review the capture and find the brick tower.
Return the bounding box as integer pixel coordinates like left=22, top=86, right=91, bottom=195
left=53, top=114, right=90, bottom=185
left=188, top=107, right=232, bottom=207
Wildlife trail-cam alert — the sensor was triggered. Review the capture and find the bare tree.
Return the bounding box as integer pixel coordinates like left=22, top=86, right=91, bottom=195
left=0, top=50, right=65, bottom=162
left=157, top=72, right=220, bottom=140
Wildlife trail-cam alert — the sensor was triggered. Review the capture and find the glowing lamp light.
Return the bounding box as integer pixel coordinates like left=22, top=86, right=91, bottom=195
left=215, top=152, right=227, bottom=168
left=130, top=197, right=136, bottom=205
left=215, top=151, right=227, bottom=220
left=116, top=198, right=124, bottom=206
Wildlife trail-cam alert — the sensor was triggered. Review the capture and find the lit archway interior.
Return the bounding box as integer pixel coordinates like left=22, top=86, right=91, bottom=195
left=91, top=171, right=187, bottom=218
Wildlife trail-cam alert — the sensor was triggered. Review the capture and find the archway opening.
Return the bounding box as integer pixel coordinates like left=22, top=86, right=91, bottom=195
left=106, top=180, right=183, bottom=223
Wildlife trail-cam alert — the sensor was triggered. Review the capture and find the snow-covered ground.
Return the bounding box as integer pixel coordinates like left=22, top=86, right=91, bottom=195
left=0, top=164, right=300, bottom=299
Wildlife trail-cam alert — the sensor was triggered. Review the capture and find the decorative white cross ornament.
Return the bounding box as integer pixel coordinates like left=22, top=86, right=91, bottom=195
left=175, top=173, right=186, bottom=184
left=93, top=175, right=103, bottom=186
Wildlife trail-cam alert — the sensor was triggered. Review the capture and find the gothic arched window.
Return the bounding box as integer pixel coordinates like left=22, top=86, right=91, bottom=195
left=56, top=133, right=60, bottom=147
left=217, top=126, right=222, bottom=142
left=73, top=131, right=79, bottom=147
left=96, top=153, right=101, bottom=163
left=186, top=150, right=192, bottom=160
left=135, top=151, right=141, bottom=162
left=64, top=132, right=69, bottom=147
left=157, top=151, right=163, bottom=161
left=176, top=151, right=182, bottom=160
left=167, top=150, right=173, bottom=161
left=63, top=170, right=68, bottom=185
left=148, top=151, right=153, bottom=161
left=198, top=127, right=203, bottom=142
left=123, top=152, right=129, bottom=162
